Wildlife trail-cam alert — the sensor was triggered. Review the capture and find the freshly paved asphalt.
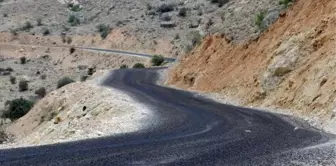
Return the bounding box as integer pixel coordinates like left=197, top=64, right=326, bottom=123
left=0, top=68, right=334, bottom=166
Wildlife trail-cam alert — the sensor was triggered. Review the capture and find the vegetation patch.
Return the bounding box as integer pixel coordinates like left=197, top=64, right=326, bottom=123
left=151, top=55, right=165, bottom=66
left=57, top=77, right=75, bottom=89
left=1, top=98, right=34, bottom=121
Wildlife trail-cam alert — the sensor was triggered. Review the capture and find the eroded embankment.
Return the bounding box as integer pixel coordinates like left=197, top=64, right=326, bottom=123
left=168, top=0, right=336, bottom=133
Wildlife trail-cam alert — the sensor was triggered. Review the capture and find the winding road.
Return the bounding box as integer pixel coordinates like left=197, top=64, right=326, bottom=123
left=0, top=67, right=335, bottom=165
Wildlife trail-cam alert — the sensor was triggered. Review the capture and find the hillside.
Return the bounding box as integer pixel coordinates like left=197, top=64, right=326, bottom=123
left=0, top=0, right=285, bottom=57
left=168, top=0, right=336, bottom=133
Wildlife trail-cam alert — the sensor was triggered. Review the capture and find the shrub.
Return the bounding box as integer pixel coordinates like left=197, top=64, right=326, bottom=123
left=42, top=28, right=50, bottom=36
left=80, top=75, right=89, bottom=82
left=9, top=76, right=16, bottom=84
left=20, top=21, right=34, bottom=31
left=19, top=80, right=28, bottom=92
left=40, top=74, right=47, bottom=80
left=178, top=7, right=187, bottom=17
left=57, top=77, right=75, bottom=89
left=20, top=56, right=26, bottom=64
left=2, top=98, right=34, bottom=121
left=69, top=47, right=76, bottom=54
left=210, top=0, right=229, bottom=7
left=87, top=67, right=96, bottom=75
left=279, top=0, right=293, bottom=7
left=156, top=3, right=175, bottom=13
left=35, top=87, right=46, bottom=98
left=160, top=14, right=171, bottom=21
left=36, top=18, right=43, bottom=26
left=151, top=55, right=165, bottom=66
left=0, top=129, right=7, bottom=144
left=96, top=24, right=110, bottom=39
left=188, top=31, right=202, bottom=46
left=3, top=13, right=8, bottom=17
left=10, top=29, right=18, bottom=36
left=68, top=15, right=80, bottom=26
left=67, top=37, right=72, bottom=44
left=69, top=4, right=81, bottom=12
left=120, top=64, right=128, bottom=69
left=255, top=10, right=266, bottom=29
left=132, top=63, right=145, bottom=68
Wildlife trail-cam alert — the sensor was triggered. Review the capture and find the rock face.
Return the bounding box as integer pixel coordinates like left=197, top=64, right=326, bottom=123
left=168, top=0, right=336, bottom=133
left=262, top=30, right=313, bottom=91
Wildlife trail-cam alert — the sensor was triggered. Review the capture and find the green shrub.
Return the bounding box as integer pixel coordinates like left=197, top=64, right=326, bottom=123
left=35, top=87, right=46, bottom=98
left=20, top=56, right=26, bottom=64
left=69, top=47, right=76, bottom=54
left=69, top=4, right=81, bottom=12
left=36, top=18, right=43, bottom=26
left=255, top=10, right=266, bottom=29
left=68, top=15, right=80, bottom=26
left=151, top=55, right=165, bottom=66
left=9, top=76, right=16, bottom=84
left=210, top=0, right=229, bottom=7
left=156, top=3, right=175, bottom=13
left=132, top=63, right=145, bottom=68
left=279, top=0, right=293, bottom=7
left=42, top=28, right=50, bottom=36
left=2, top=98, right=34, bottom=121
left=178, top=7, right=187, bottom=17
left=120, top=64, right=128, bottom=69
left=57, top=77, right=75, bottom=89
left=19, top=80, right=28, bottom=92
left=96, top=24, right=110, bottom=39
left=20, top=21, right=34, bottom=31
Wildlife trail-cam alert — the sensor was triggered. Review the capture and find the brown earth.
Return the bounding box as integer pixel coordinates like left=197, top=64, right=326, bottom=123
left=168, top=0, right=336, bottom=131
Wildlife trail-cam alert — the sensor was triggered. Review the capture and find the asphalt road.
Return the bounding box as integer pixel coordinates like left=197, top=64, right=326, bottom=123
left=0, top=68, right=335, bottom=166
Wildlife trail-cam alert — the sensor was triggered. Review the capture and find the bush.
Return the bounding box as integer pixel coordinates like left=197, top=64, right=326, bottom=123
left=80, top=75, right=89, bottom=82
left=68, top=15, right=80, bottom=26
left=178, top=7, right=187, bottom=17
left=255, top=11, right=266, bottom=29
left=120, top=64, right=128, bottom=69
left=9, top=76, right=16, bottom=84
left=279, top=0, right=293, bottom=7
left=20, top=56, right=26, bottom=64
left=67, top=36, right=72, bottom=44
left=42, top=28, right=50, bottom=36
left=20, top=21, right=34, bottom=31
left=2, top=98, right=34, bottom=121
left=35, top=87, right=46, bottom=98
left=210, top=0, right=229, bottom=7
left=69, top=4, right=81, bottom=12
left=19, top=80, right=28, bottom=92
left=36, top=18, right=43, bottom=26
left=151, top=55, right=165, bottom=66
left=96, top=24, right=110, bottom=39
left=57, top=77, right=75, bottom=89
left=69, top=47, right=76, bottom=54
left=40, top=74, right=47, bottom=80
left=132, top=63, right=145, bottom=68
left=156, top=3, right=175, bottom=13
left=87, top=67, right=96, bottom=76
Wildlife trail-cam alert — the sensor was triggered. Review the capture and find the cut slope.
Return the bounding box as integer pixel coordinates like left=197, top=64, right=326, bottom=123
left=168, top=0, right=336, bottom=132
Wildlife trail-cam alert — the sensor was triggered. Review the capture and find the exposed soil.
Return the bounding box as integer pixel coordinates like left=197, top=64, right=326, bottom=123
left=168, top=0, right=336, bottom=133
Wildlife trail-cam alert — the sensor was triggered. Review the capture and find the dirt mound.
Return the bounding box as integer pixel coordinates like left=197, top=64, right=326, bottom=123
left=3, top=81, right=154, bottom=148
left=168, top=0, right=336, bottom=132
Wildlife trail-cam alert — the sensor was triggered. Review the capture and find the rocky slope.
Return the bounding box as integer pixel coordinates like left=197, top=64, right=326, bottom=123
left=1, top=79, right=155, bottom=148
left=168, top=0, right=336, bottom=133
left=0, top=0, right=286, bottom=57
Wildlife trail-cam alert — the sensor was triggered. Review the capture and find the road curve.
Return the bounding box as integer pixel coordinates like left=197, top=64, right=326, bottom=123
left=0, top=68, right=335, bottom=166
